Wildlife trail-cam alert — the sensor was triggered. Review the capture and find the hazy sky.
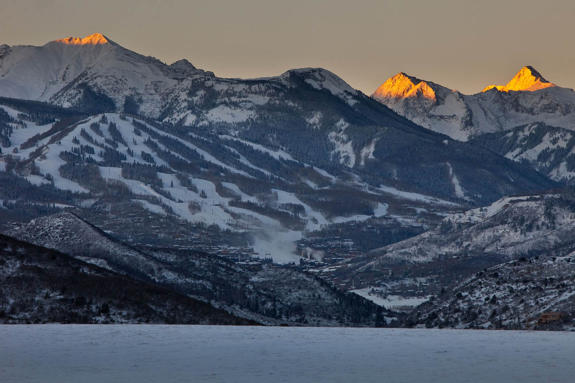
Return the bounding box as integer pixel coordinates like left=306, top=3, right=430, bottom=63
left=1, top=0, right=575, bottom=94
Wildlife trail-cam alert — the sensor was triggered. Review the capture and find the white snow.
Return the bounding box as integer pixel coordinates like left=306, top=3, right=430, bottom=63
left=352, top=288, right=431, bottom=310
left=221, top=182, right=258, bottom=203
left=0, top=38, right=172, bottom=110
left=378, top=184, right=458, bottom=206
left=290, top=68, right=358, bottom=106
left=501, top=124, right=575, bottom=182
left=331, top=203, right=388, bottom=224
left=447, top=195, right=535, bottom=224
left=220, top=135, right=295, bottom=161
left=446, top=162, right=466, bottom=199
left=306, top=111, right=323, bottom=128
left=272, top=189, right=327, bottom=230
left=204, top=105, right=255, bottom=124
left=312, top=166, right=337, bottom=182
left=328, top=119, right=356, bottom=167
left=359, top=138, right=378, bottom=166
left=99, top=166, right=235, bottom=229
left=134, top=199, right=167, bottom=215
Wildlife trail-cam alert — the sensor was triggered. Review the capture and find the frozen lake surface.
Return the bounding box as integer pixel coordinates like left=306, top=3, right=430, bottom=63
left=1, top=325, right=574, bottom=383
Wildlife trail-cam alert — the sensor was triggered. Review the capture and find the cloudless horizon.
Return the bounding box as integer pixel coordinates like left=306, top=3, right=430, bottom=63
left=2, top=0, right=575, bottom=95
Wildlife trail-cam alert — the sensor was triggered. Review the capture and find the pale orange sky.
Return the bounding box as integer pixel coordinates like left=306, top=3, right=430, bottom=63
left=1, top=0, right=574, bottom=95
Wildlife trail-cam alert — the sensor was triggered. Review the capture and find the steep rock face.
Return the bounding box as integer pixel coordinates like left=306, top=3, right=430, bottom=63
left=372, top=67, right=575, bottom=141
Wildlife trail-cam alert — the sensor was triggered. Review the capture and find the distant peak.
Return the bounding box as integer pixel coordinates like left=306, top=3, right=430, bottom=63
left=372, top=72, right=436, bottom=102
left=482, top=66, right=555, bottom=93
left=54, top=33, right=111, bottom=46
left=282, top=68, right=358, bottom=95
left=170, top=59, right=197, bottom=71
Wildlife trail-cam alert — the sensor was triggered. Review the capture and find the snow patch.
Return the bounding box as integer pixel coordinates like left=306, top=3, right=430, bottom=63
left=328, top=119, right=355, bottom=167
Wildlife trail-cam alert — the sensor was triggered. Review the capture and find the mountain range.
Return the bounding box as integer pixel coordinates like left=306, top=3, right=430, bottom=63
left=372, top=66, right=575, bottom=141
left=0, top=34, right=554, bottom=259
left=1, top=33, right=574, bottom=328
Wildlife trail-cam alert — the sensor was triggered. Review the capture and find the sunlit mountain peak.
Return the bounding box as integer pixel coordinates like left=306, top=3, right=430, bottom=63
left=54, top=33, right=111, bottom=46
left=482, top=66, right=555, bottom=92
left=372, top=72, right=436, bottom=102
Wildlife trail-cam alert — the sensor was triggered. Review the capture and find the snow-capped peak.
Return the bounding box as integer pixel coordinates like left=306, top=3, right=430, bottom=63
left=372, top=72, right=437, bottom=102
left=54, top=33, right=112, bottom=46
left=0, top=32, right=172, bottom=102
left=482, top=66, right=555, bottom=92
left=281, top=68, right=359, bottom=105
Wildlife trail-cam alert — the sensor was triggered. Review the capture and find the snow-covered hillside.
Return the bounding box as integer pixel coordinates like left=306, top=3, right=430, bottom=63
left=2, top=105, right=473, bottom=262
left=409, top=253, right=575, bottom=330
left=356, top=193, right=575, bottom=265
left=329, top=192, right=575, bottom=312
left=471, top=122, right=575, bottom=184
left=0, top=233, right=252, bottom=325
left=0, top=33, right=206, bottom=115
left=7, top=212, right=390, bottom=327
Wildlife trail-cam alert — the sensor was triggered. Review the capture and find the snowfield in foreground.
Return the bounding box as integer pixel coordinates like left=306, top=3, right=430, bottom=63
left=1, top=325, right=574, bottom=383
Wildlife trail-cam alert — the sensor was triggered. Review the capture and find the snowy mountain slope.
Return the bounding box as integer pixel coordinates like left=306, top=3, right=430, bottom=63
left=7, top=212, right=391, bottom=326
left=7, top=212, right=163, bottom=278
left=471, top=122, right=575, bottom=184
left=328, top=192, right=575, bottom=308
left=0, top=233, right=254, bottom=325
left=0, top=33, right=208, bottom=114
left=0, top=34, right=358, bottom=122
left=369, top=193, right=575, bottom=264
left=372, top=72, right=471, bottom=140
left=0, top=91, right=555, bottom=206
left=0, top=105, right=464, bottom=261
left=408, top=253, right=575, bottom=330
left=372, top=67, right=575, bottom=141
left=0, top=94, right=557, bottom=264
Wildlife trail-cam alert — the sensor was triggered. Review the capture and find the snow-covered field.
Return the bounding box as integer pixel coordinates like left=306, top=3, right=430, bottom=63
left=1, top=325, right=574, bottom=383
